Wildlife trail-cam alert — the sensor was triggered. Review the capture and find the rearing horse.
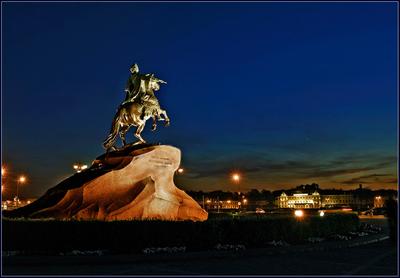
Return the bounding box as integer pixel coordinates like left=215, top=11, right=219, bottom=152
left=103, top=79, right=170, bottom=151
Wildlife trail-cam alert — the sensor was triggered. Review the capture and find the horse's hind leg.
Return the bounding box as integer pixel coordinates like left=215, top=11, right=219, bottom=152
left=119, top=125, right=130, bottom=146
left=151, top=113, right=157, bottom=131
left=133, top=122, right=146, bottom=145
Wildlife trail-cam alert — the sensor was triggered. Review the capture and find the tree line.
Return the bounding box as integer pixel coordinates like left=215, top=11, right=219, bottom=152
left=186, top=183, right=398, bottom=201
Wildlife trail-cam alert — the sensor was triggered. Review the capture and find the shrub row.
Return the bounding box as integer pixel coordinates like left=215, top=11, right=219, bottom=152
left=2, top=214, right=359, bottom=254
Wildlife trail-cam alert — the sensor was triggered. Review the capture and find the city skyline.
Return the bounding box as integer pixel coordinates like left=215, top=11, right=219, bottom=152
left=2, top=2, right=398, bottom=198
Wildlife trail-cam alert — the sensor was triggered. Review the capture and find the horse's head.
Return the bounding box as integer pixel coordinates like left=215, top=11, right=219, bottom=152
left=149, top=78, right=161, bottom=91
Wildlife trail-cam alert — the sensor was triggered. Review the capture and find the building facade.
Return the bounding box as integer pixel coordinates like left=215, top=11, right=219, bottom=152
left=277, top=192, right=321, bottom=209
left=276, top=191, right=372, bottom=209
left=321, top=194, right=354, bottom=208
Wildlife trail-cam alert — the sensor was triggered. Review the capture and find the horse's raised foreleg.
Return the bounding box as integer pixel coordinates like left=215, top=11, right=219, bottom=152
left=160, top=109, right=170, bottom=126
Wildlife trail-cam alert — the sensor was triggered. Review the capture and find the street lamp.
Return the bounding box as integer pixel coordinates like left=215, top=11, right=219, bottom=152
left=231, top=173, right=241, bottom=208
left=19, top=176, right=26, bottom=183
left=73, top=163, right=88, bottom=173
left=232, top=173, right=240, bottom=183
left=294, top=209, right=304, bottom=218
left=177, top=168, right=184, bottom=174
left=16, top=175, right=27, bottom=206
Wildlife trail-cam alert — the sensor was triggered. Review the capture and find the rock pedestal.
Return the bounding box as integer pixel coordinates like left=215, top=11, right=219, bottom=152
left=4, top=145, right=208, bottom=221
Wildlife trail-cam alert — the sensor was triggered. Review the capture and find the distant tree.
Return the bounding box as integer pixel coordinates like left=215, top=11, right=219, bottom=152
left=272, top=190, right=284, bottom=197
left=260, top=189, right=273, bottom=201
left=186, top=190, right=204, bottom=200
left=208, top=190, right=223, bottom=199
left=247, top=189, right=262, bottom=200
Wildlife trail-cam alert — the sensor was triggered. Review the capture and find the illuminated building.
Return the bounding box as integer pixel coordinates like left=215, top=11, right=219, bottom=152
left=374, top=196, right=385, bottom=208
left=277, top=191, right=361, bottom=209
left=321, top=194, right=354, bottom=208
left=1, top=198, right=37, bottom=211
left=277, top=191, right=321, bottom=209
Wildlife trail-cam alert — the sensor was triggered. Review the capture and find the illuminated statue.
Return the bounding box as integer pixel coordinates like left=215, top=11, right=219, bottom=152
left=103, top=64, right=170, bottom=150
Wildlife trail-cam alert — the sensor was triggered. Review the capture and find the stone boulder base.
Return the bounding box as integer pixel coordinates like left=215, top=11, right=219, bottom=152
left=4, top=145, right=208, bottom=221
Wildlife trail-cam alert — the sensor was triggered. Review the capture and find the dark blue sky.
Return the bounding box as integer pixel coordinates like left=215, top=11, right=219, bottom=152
left=2, top=2, right=398, bottom=198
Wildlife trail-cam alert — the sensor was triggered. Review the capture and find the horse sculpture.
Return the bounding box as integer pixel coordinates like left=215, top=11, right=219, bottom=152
left=103, top=78, right=170, bottom=151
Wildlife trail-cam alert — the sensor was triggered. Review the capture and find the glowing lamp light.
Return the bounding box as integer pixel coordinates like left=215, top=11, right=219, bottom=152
left=18, top=176, right=26, bottom=183
left=294, top=210, right=304, bottom=217
left=73, top=163, right=88, bottom=173
left=319, top=211, right=325, bottom=217
left=1, top=166, right=5, bottom=176
left=232, top=173, right=240, bottom=182
left=177, top=168, right=184, bottom=174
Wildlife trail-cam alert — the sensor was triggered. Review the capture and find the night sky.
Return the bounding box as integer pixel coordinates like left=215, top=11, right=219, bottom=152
left=2, top=2, right=398, bottom=198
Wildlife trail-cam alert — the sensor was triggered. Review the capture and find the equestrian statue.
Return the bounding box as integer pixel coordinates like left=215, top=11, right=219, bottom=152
left=103, top=63, right=170, bottom=151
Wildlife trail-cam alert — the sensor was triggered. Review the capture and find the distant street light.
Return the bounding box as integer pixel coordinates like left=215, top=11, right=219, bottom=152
left=177, top=168, right=184, bottom=174
left=18, top=176, right=26, bottom=183
left=294, top=209, right=304, bottom=218
left=232, top=173, right=240, bottom=182
left=73, top=163, right=88, bottom=173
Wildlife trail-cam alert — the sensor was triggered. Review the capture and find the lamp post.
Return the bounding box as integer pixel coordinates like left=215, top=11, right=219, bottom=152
left=16, top=175, right=26, bottom=207
left=231, top=173, right=241, bottom=210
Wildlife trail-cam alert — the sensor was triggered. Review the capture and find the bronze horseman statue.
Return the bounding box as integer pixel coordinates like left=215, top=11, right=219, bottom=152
left=103, top=64, right=170, bottom=151
left=5, top=63, right=208, bottom=222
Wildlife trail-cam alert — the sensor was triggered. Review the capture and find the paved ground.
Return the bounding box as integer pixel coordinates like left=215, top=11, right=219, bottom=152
left=2, top=218, right=398, bottom=276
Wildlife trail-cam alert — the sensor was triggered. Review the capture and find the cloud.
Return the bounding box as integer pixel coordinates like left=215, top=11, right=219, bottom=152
left=183, top=152, right=397, bottom=183
left=340, top=174, right=393, bottom=185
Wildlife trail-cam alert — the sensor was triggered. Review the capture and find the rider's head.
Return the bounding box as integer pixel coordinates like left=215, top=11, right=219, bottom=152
left=130, top=63, right=139, bottom=74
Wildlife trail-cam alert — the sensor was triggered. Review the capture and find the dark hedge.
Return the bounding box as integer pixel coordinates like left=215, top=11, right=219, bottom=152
left=2, top=214, right=359, bottom=254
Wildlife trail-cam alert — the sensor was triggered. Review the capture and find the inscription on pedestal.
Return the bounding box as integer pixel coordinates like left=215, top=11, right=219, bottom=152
left=149, top=156, right=173, bottom=167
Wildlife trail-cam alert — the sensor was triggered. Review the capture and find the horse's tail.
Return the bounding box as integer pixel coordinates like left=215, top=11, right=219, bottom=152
left=103, top=111, right=122, bottom=150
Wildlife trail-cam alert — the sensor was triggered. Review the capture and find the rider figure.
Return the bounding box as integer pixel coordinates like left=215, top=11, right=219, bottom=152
left=121, top=63, right=142, bottom=106
left=121, top=63, right=166, bottom=107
